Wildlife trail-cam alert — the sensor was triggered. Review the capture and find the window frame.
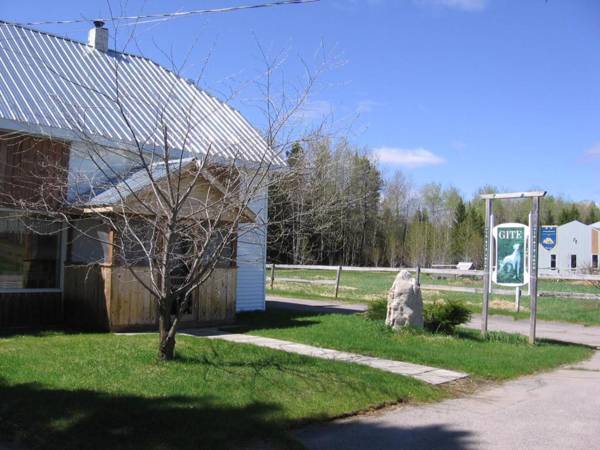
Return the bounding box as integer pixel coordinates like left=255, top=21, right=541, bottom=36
left=0, top=208, right=66, bottom=293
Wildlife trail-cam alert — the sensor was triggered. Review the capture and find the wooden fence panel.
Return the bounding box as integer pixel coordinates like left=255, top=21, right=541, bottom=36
left=0, top=291, right=62, bottom=329
left=64, top=265, right=110, bottom=330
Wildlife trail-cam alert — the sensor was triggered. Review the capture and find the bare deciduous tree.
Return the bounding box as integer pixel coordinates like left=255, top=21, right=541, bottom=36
left=0, top=19, right=338, bottom=360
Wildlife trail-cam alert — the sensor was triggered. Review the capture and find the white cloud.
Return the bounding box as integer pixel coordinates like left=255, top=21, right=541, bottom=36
left=415, top=0, right=488, bottom=12
left=584, top=143, right=600, bottom=159
left=374, top=147, right=446, bottom=168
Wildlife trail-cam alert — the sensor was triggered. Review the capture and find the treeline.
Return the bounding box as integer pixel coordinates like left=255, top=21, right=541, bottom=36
left=267, top=139, right=600, bottom=268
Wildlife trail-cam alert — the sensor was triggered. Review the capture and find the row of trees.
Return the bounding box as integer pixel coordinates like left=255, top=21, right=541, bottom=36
left=268, top=139, right=600, bottom=268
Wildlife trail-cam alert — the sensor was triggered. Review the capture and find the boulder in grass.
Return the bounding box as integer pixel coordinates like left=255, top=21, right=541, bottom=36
left=385, top=270, right=424, bottom=330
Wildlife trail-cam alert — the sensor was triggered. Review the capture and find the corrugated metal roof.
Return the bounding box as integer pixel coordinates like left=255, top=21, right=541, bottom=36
left=0, top=20, right=282, bottom=165
left=85, top=158, right=196, bottom=206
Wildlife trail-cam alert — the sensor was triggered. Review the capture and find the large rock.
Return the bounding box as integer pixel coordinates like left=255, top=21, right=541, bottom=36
left=385, top=270, right=424, bottom=330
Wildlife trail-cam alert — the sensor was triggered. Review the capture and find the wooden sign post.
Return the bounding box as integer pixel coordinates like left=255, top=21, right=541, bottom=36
left=529, top=196, right=541, bottom=344
left=479, top=191, right=545, bottom=344
left=481, top=198, right=493, bottom=336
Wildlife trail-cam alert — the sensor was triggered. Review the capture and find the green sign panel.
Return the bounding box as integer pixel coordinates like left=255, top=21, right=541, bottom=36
left=493, top=223, right=529, bottom=286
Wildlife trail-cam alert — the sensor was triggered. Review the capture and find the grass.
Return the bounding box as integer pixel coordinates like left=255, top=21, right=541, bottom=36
left=0, top=332, right=443, bottom=450
left=238, top=309, right=594, bottom=381
left=270, top=269, right=396, bottom=303
left=268, top=269, right=600, bottom=326
left=423, top=290, right=600, bottom=326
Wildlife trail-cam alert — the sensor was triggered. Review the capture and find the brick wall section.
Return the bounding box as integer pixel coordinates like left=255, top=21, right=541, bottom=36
left=0, top=132, right=70, bottom=209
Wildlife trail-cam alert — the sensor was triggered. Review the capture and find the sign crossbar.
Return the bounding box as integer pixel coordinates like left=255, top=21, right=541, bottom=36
left=480, top=191, right=546, bottom=200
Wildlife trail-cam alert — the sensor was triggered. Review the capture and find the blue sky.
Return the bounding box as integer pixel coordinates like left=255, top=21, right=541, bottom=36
left=3, top=0, right=600, bottom=201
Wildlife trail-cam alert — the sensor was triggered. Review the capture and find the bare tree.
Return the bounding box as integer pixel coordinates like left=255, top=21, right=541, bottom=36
left=0, top=19, right=337, bottom=360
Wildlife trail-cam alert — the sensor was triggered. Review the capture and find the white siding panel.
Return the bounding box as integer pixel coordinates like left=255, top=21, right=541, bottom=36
left=539, top=220, right=593, bottom=275
left=236, top=189, right=267, bottom=312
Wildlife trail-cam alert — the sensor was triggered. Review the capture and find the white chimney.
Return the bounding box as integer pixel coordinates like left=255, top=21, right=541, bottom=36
left=88, top=20, right=108, bottom=52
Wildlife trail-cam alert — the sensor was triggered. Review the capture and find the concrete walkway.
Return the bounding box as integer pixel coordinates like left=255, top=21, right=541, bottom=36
left=267, top=296, right=600, bottom=348
left=296, top=351, right=600, bottom=450
left=183, top=329, right=467, bottom=385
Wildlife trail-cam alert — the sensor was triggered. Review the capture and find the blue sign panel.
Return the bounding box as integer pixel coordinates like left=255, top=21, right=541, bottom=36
left=541, top=226, right=557, bottom=251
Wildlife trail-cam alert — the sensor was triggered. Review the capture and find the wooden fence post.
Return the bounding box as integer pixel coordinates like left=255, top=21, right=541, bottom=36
left=515, top=287, right=521, bottom=313
left=482, top=198, right=493, bottom=336
left=270, top=263, right=276, bottom=289
left=416, top=265, right=421, bottom=286
left=334, top=265, right=342, bottom=299
left=529, top=197, right=541, bottom=344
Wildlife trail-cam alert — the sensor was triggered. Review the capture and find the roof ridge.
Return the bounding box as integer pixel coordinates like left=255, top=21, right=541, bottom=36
left=0, top=19, right=252, bottom=123
left=0, top=19, right=147, bottom=60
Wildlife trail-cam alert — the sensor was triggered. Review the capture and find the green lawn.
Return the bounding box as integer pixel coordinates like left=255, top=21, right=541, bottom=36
left=269, top=269, right=397, bottom=302
left=0, top=332, right=443, bottom=450
left=268, top=269, right=600, bottom=326
left=423, top=290, right=600, bottom=326
left=238, top=309, right=593, bottom=380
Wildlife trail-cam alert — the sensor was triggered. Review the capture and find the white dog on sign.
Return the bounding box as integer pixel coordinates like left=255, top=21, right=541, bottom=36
left=499, top=243, right=521, bottom=279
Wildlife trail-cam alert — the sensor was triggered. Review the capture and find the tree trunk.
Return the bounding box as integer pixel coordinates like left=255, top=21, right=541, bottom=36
left=158, top=312, right=176, bottom=361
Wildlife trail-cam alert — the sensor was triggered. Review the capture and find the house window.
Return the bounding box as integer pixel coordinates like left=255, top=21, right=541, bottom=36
left=570, top=254, right=577, bottom=269
left=550, top=254, right=556, bottom=270
left=0, top=213, right=62, bottom=289
left=593, top=255, right=599, bottom=269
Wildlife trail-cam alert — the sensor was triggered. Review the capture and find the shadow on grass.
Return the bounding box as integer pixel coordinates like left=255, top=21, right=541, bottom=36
left=232, top=309, right=322, bottom=333
left=266, top=299, right=363, bottom=315
left=0, top=378, right=293, bottom=450
left=0, top=328, right=105, bottom=339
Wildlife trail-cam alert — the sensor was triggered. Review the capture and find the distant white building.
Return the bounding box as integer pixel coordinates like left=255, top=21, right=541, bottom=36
left=538, top=220, right=600, bottom=274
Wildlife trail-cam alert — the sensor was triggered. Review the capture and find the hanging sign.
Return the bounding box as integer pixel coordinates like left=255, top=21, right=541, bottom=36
left=493, top=223, right=529, bottom=286
left=540, top=226, right=557, bottom=251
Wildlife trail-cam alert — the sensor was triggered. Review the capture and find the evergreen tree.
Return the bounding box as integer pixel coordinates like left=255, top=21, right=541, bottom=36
left=558, top=205, right=581, bottom=225
left=543, top=208, right=555, bottom=226
left=585, top=202, right=600, bottom=225
left=449, top=198, right=467, bottom=263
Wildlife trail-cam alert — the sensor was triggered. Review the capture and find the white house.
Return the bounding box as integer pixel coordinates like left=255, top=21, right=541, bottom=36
left=538, top=220, right=600, bottom=274
left=0, top=20, right=275, bottom=328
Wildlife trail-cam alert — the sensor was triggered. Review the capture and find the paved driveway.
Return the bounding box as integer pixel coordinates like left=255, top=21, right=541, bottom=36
left=296, top=351, right=600, bottom=450
left=467, top=314, right=600, bottom=347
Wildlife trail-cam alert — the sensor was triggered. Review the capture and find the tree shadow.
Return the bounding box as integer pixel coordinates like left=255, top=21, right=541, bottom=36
left=0, top=328, right=108, bottom=338
left=0, top=378, right=296, bottom=450
left=295, top=420, right=477, bottom=450
left=233, top=309, right=323, bottom=333
left=0, top=376, right=477, bottom=450
left=266, top=300, right=362, bottom=315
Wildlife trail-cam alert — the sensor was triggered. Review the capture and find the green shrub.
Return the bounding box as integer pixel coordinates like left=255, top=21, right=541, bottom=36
left=365, top=299, right=387, bottom=321
left=366, top=298, right=471, bottom=335
left=424, top=300, right=471, bottom=334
